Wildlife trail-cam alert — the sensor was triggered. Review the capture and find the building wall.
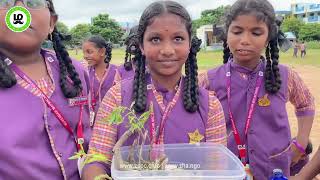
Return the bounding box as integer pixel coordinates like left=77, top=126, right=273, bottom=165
left=196, top=26, right=208, bottom=48
left=292, top=3, right=320, bottom=23
left=196, top=25, right=223, bottom=51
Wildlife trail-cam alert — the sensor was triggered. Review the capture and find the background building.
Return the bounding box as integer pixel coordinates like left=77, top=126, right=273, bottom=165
left=291, top=2, right=320, bottom=23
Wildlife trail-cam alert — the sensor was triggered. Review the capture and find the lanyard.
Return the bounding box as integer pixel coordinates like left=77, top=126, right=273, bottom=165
left=149, top=78, right=182, bottom=145
left=226, top=62, right=263, bottom=165
left=88, top=66, right=109, bottom=126
left=10, top=61, right=84, bottom=151
left=89, top=66, right=109, bottom=106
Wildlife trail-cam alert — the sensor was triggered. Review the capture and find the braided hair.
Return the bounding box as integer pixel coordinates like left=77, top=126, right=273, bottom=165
left=0, top=53, right=16, bottom=88
left=184, top=37, right=202, bottom=112
left=0, top=0, right=83, bottom=98
left=86, top=35, right=112, bottom=64
left=134, top=0, right=201, bottom=113
left=223, top=40, right=231, bottom=64
left=222, top=0, right=282, bottom=94
left=124, top=26, right=139, bottom=71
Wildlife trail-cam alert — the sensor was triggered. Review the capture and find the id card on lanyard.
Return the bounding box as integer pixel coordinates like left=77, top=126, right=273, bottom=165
left=8, top=59, right=85, bottom=152
left=226, top=62, right=263, bottom=168
left=88, top=67, right=109, bottom=126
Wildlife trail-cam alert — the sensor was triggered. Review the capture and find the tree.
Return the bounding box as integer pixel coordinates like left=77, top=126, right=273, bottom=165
left=70, top=23, right=91, bottom=48
left=299, top=23, right=320, bottom=41
left=281, top=16, right=304, bottom=39
left=43, top=21, right=70, bottom=49
left=56, top=21, right=69, bottom=35
left=90, top=14, right=124, bottom=44
left=200, top=6, right=227, bottom=25
left=192, top=6, right=229, bottom=35
left=191, top=19, right=202, bottom=36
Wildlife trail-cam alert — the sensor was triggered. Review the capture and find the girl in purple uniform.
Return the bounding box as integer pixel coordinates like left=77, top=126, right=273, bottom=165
left=82, top=35, right=119, bottom=123
left=0, top=0, right=91, bottom=179
left=118, top=25, right=139, bottom=80
left=82, top=1, right=227, bottom=178
left=199, top=0, right=315, bottom=179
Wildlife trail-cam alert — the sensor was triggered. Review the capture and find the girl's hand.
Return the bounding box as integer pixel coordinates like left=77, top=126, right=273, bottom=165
left=289, top=175, right=303, bottom=180
left=289, top=173, right=308, bottom=180
left=289, top=176, right=298, bottom=180
left=290, top=143, right=306, bottom=166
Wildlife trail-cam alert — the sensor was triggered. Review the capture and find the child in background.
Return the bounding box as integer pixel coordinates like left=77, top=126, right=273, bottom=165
left=82, top=35, right=120, bottom=124
left=0, top=0, right=91, bottom=179
left=199, top=0, right=315, bottom=179
left=300, top=42, right=306, bottom=58
left=118, top=25, right=139, bottom=80
left=293, top=41, right=298, bottom=58
left=82, top=1, right=227, bottom=178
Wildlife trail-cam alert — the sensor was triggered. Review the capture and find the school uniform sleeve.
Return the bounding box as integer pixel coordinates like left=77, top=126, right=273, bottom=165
left=287, top=67, right=315, bottom=117
left=205, top=91, right=227, bottom=146
left=198, top=71, right=210, bottom=89
left=85, top=83, right=122, bottom=173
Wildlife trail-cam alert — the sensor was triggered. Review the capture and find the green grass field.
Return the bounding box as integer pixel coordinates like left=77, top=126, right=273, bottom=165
left=69, top=48, right=320, bottom=70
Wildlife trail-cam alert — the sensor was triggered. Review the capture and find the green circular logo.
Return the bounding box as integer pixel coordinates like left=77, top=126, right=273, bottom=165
left=5, top=6, right=32, bottom=32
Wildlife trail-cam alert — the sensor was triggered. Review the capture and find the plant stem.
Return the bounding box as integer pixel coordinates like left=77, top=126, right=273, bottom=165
left=113, top=129, right=135, bottom=170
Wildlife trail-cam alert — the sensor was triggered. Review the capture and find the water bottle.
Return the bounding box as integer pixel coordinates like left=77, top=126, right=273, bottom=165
left=270, top=169, right=288, bottom=180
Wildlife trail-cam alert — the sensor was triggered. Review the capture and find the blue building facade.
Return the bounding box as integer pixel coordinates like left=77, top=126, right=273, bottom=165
left=292, top=3, right=320, bottom=23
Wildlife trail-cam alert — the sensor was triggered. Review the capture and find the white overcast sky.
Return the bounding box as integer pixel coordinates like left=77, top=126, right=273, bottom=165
left=52, top=0, right=320, bottom=28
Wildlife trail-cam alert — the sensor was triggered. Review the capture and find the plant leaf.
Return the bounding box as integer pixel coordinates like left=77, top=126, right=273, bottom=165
left=139, top=110, right=150, bottom=124
left=104, top=107, right=126, bottom=125
left=84, top=153, right=110, bottom=165
left=68, top=150, right=87, bottom=160
left=94, top=174, right=112, bottom=180
left=69, top=153, right=81, bottom=160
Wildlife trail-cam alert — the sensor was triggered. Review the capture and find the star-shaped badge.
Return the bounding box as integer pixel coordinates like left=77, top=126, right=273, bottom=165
left=188, top=129, right=204, bottom=144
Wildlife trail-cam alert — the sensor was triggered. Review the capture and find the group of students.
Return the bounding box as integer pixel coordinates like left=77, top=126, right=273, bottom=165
left=0, top=0, right=318, bottom=179
left=293, top=41, right=307, bottom=58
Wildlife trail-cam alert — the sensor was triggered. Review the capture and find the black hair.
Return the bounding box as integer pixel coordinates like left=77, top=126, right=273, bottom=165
left=306, top=140, right=313, bottom=155
left=0, top=53, right=16, bottom=88
left=0, top=0, right=83, bottom=98
left=86, top=35, right=112, bottom=64
left=133, top=0, right=201, bottom=113
left=124, top=25, right=139, bottom=71
left=222, top=0, right=282, bottom=94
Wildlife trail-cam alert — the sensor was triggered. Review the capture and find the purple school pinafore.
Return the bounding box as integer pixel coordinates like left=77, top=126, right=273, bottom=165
left=0, top=49, right=91, bottom=180
left=117, top=64, right=135, bottom=81
left=206, top=60, right=292, bottom=179
left=89, top=64, right=118, bottom=113
left=117, top=75, right=210, bottom=146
